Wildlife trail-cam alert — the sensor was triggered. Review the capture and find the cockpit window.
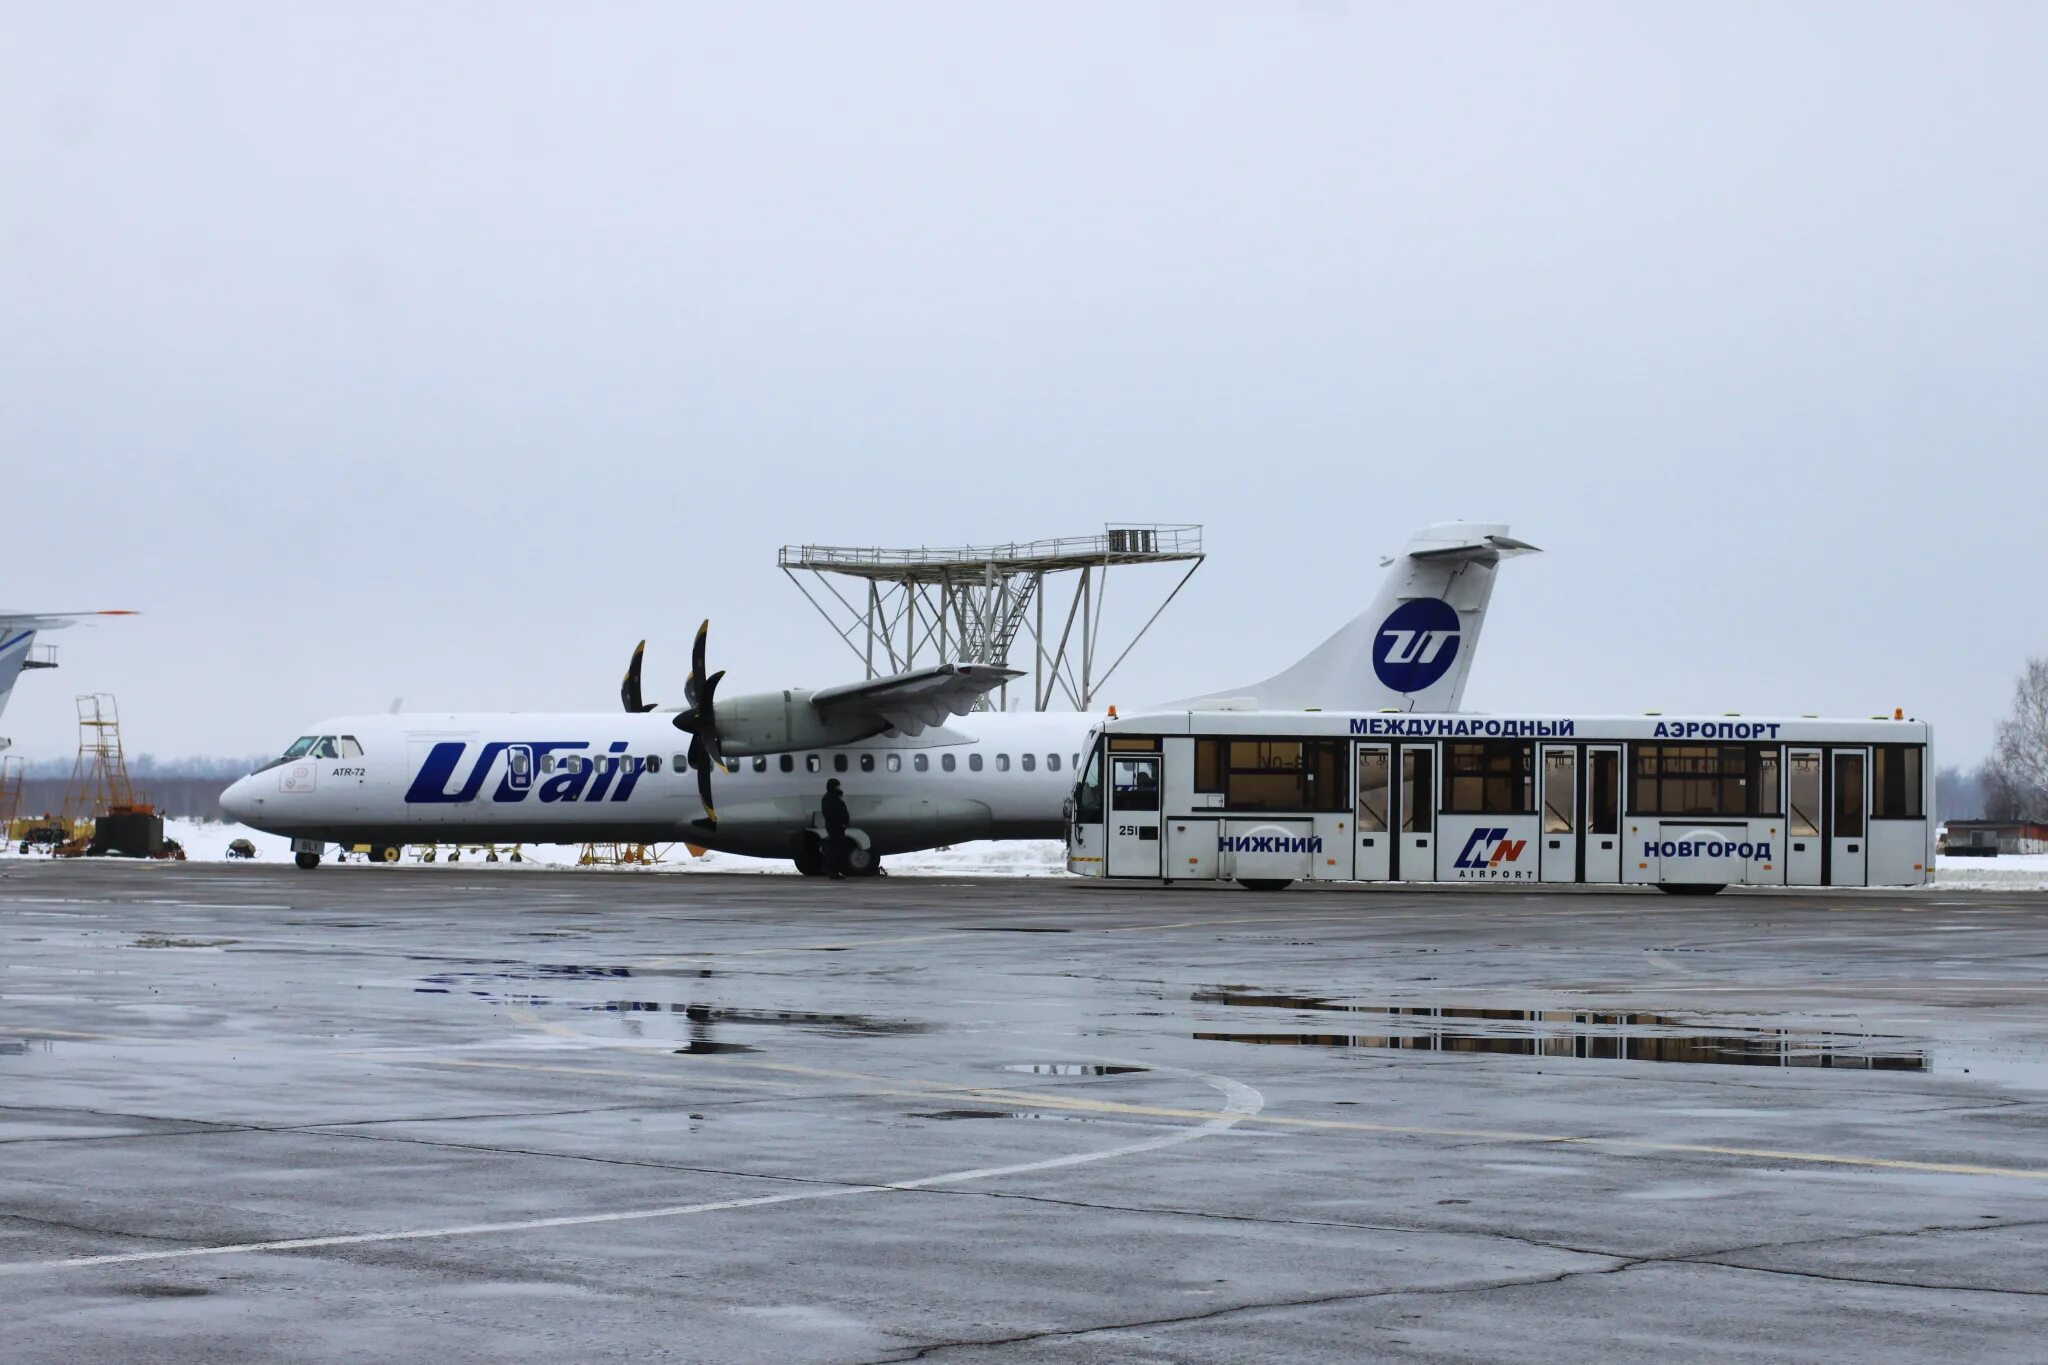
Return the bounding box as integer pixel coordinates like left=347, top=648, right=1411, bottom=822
left=340, top=735, right=364, bottom=758
left=283, top=736, right=317, bottom=758
left=309, top=736, right=341, bottom=759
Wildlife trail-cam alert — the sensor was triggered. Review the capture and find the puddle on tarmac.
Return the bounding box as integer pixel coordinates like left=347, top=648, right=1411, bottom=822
left=955, top=927, right=1073, bottom=934
left=675, top=1040, right=758, bottom=1055
left=1191, top=992, right=1931, bottom=1071
left=1002, top=1063, right=1148, bottom=1077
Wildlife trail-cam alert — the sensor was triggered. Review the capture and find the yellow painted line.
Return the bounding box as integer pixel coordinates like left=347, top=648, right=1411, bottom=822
left=419, top=1053, right=2048, bottom=1183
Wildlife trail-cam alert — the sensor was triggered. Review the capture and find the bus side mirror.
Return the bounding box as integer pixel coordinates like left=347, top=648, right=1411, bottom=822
left=1062, top=796, right=1076, bottom=823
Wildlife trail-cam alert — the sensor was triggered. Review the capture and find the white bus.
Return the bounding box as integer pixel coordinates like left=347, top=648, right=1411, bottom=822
left=1066, top=711, right=1932, bottom=892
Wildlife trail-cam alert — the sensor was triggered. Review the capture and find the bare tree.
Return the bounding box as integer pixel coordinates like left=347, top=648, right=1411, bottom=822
left=1986, top=658, right=2048, bottom=821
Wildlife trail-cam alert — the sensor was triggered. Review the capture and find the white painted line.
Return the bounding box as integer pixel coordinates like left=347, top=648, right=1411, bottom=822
left=0, top=1065, right=1261, bottom=1274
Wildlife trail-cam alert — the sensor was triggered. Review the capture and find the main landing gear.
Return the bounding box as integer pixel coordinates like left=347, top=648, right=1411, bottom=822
left=793, top=836, right=882, bottom=878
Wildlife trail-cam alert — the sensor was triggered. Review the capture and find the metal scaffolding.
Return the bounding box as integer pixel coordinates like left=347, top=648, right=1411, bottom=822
left=779, top=524, right=1205, bottom=711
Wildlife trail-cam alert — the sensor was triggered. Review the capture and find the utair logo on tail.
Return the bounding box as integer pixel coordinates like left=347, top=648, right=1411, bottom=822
left=1452, top=827, right=1532, bottom=880
left=1371, top=598, right=1461, bottom=693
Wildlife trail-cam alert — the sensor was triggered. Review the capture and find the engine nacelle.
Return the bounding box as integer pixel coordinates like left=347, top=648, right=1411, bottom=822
left=709, top=689, right=889, bottom=756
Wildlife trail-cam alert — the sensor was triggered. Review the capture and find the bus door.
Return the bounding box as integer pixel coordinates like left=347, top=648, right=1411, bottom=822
left=1353, top=743, right=1393, bottom=881
left=1829, top=748, right=1867, bottom=886
left=1107, top=753, right=1162, bottom=877
left=1786, top=748, right=1823, bottom=885
left=1539, top=745, right=1577, bottom=882
left=1584, top=745, right=1621, bottom=883
left=1399, top=745, right=1434, bottom=880
left=1066, top=743, right=1106, bottom=874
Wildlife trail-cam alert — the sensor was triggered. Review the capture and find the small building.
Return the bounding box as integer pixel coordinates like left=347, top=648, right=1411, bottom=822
left=1941, top=820, right=2048, bottom=857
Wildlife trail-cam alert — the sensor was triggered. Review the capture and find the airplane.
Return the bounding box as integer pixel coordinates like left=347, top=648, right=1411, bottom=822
left=221, top=523, right=1537, bottom=873
left=0, top=610, right=139, bottom=749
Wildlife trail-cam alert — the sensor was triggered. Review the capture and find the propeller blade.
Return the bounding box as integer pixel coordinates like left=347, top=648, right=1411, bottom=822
left=621, top=640, right=656, bottom=713
left=689, top=734, right=717, bottom=830
left=684, top=620, right=710, bottom=712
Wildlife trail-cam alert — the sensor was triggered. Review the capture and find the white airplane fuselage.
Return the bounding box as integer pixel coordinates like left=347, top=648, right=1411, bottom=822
left=222, top=709, right=1090, bottom=860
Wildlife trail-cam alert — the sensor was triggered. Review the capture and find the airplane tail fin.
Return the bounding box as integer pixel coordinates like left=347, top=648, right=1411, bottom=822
left=1170, top=522, right=1538, bottom=714
left=0, top=627, right=39, bottom=727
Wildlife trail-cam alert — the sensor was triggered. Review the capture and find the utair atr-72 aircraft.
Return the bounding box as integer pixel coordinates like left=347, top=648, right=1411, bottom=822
left=221, top=524, right=1536, bottom=873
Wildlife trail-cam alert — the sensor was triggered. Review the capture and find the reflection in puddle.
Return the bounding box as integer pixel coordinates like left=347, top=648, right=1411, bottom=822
left=1002, top=1063, right=1148, bottom=1077
left=675, top=1040, right=758, bottom=1055
left=1191, top=1029, right=1928, bottom=1069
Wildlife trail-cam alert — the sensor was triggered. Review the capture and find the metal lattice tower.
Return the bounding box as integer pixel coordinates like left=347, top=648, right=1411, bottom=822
left=779, top=525, right=1205, bottom=711
left=60, top=693, right=142, bottom=826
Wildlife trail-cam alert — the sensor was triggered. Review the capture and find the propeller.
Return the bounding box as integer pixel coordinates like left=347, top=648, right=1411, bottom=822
left=621, top=640, right=658, bottom=713
left=671, top=620, right=727, bottom=829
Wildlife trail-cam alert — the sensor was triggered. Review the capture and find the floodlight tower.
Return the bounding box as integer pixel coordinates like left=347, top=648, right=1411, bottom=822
left=779, top=524, right=1205, bottom=711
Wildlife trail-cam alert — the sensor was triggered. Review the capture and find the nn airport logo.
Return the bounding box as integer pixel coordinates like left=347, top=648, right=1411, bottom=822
left=1452, top=827, right=1532, bottom=880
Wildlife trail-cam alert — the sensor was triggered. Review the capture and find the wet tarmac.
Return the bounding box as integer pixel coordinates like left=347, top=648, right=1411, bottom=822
left=6, top=863, right=2048, bottom=1361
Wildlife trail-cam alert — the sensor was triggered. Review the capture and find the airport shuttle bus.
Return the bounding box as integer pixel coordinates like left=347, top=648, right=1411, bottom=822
left=1066, top=711, right=1933, bottom=892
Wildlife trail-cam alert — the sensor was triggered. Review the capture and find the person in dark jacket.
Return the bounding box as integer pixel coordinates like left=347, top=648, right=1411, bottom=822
left=821, top=778, right=852, bottom=879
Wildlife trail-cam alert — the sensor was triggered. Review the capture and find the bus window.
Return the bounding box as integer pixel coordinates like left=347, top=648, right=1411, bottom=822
left=1834, top=752, right=1865, bottom=837
left=1872, top=745, right=1923, bottom=818
left=1211, top=739, right=1348, bottom=812
left=1357, top=747, right=1390, bottom=832
left=1588, top=750, right=1619, bottom=835
left=1445, top=742, right=1533, bottom=814
left=1195, top=739, right=1224, bottom=792
left=1543, top=750, right=1575, bottom=833
left=1112, top=757, right=1158, bottom=811
left=1632, top=745, right=1781, bottom=816
left=1075, top=747, right=1105, bottom=823
left=1401, top=748, right=1433, bottom=833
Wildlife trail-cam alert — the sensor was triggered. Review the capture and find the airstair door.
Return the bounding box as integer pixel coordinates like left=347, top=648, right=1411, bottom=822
left=1353, top=743, right=1392, bottom=881
left=1540, top=745, right=1578, bottom=882
left=1106, top=755, right=1163, bottom=877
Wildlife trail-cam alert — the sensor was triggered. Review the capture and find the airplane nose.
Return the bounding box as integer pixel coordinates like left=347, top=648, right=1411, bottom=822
left=220, top=775, right=258, bottom=825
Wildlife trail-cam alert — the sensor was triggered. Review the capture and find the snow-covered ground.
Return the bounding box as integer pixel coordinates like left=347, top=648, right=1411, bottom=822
left=7, top=820, right=2047, bottom=888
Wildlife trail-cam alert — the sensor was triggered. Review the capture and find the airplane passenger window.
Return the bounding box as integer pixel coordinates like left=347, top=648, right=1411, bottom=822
left=675, top=753, right=688, bottom=771
left=995, top=754, right=1010, bottom=772
left=780, top=755, right=793, bottom=772
left=914, top=754, right=929, bottom=772
left=942, top=754, right=956, bottom=772
left=541, top=755, right=556, bottom=774
left=860, top=753, right=874, bottom=772
left=834, top=754, right=849, bottom=772
left=648, top=755, right=662, bottom=773
left=969, top=754, right=984, bottom=772
left=311, top=737, right=340, bottom=759
left=753, top=757, right=767, bottom=773
left=807, top=755, right=821, bottom=773
left=1047, top=753, right=1060, bottom=772
left=886, top=754, right=901, bottom=772
left=1021, top=753, right=1035, bottom=772
left=340, top=736, right=364, bottom=758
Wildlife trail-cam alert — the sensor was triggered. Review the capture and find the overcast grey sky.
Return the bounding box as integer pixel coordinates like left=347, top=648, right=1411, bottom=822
left=3, top=2, right=2043, bottom=764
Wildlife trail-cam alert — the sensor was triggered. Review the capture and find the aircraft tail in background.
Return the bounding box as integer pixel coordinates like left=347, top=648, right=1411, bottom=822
left=1169, top=523, right=1537, bottom=715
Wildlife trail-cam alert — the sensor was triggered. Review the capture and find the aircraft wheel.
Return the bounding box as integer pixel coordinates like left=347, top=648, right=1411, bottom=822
left=485, top=850, right=500, bottom=863
left=844, top=843, right=875, bottom=875
left=1236, top=878, right=1292, bottom=892
left=510, top=850, right=523, bottom=863
left=294, top=851, right=320, bottom=871
left=792, top=841, right=825, bottom=877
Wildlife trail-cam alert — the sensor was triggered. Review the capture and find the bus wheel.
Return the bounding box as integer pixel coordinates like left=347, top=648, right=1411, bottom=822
left=1656, top=883, right=1726, bottom=896
left=1237, top=878, right=1293, bottom=892
left=793, top=842, right=825, bottom=877
left=294, top=851, right=320, bottom=871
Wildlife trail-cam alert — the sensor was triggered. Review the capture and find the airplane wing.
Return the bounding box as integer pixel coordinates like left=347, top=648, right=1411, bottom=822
left=0, top=610, right=139, bottom=630
left=810, top=663, right=1023, bottom=736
